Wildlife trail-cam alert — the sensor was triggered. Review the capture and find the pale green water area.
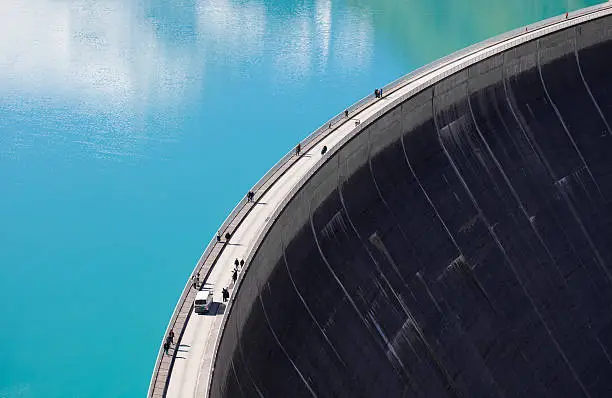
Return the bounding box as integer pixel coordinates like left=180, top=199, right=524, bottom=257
left=0, top=0, right=602, bottom=396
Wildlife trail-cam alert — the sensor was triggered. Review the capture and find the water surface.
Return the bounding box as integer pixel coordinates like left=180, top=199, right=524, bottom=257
left=0, top=0, right=602, bottom=396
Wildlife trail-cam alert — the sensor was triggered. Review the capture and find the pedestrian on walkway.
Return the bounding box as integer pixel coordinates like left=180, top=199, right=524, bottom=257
left=232, top=269, right=238, bottom=284
left=296, top=143, right=301, bottom=156
left=321, top=145, right=328, bottom=155
left=374, top=88, right=379, bottom=98
left=222, top=288, right=229, bottom=302
left=379, top=88, right=383, bottom=97
left=225, top=232, right=231, bottom=241
left=240, top=259, right=245, bottom=268
left=234, top=258, right=240, bottom=269
left=168, top=329, right=175, bottom=345
left=344, top=109, right=349, bottom=117
left=216, top=231, right=221, bottom=242
left=163, top=341, right=170, bottom=355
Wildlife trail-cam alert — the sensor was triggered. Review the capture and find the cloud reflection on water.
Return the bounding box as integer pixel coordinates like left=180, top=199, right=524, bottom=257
left=0, top=0, right=375, bottom=160
left=315, top=0, right=333, bottom=72
left=195, top=0, right=266, bottom=64
left=0, top=0, right=204, bottom=113
left=0, top=0, right=374, bottom=110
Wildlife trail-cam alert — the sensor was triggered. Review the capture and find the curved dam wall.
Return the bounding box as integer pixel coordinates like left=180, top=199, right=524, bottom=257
left=211, top=11, right=612, bottom=398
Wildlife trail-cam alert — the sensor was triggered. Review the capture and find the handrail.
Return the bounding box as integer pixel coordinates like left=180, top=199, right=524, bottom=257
left=148, top=2, right=612, bottom=396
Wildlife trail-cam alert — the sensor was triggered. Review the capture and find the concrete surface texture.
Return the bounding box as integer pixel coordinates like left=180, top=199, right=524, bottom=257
left=206, top=7, right=612, bottom=398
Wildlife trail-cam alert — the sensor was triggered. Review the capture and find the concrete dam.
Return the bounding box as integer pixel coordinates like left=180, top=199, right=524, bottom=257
left=150, top=4, right=612, bottom=398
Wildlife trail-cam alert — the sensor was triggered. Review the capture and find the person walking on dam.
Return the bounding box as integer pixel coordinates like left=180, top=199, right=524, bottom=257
left=295, top=143, right=301, bottom=156
left=240, top=259, right=245, bottom=268
left=234, top=258, right=239, bottom=269
left=168, top=329, right=175, bottom=345
left=163, top=341, right=170, bottom=355
left=232, top=269, right=238, bottom=284
left=222, top=288, right=229, bottom=302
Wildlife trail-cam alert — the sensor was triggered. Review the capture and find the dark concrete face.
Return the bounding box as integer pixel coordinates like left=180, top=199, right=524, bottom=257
left=211, top=17, right=612, bottom=398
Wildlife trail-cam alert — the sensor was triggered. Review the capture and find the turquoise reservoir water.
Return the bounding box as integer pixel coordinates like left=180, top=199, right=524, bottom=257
left=0, top=0, right=602, bottom=396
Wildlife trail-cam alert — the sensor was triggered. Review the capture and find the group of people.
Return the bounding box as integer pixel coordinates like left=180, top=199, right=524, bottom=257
left=221, top=258, right=244, bottom=302
left=234, top=258, right=245, bottom=270
left=163, top=329, right=175, bottom=355
left=246, top=191, right=255, bottom=202
left=191, top=272, right=200, bottom=289
left=163, top=257, right=247, bottom=356
left=216, top=231, right=232, bottom=242
left=374, top=88, right=384, bottom=98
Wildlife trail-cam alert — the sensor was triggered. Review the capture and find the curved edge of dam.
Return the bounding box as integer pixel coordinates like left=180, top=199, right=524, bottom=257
left=150, top=3, right=612, bottom=397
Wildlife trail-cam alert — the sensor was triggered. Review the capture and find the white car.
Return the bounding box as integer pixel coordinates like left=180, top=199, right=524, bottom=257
left=194, top=290, right=214, bottom=314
